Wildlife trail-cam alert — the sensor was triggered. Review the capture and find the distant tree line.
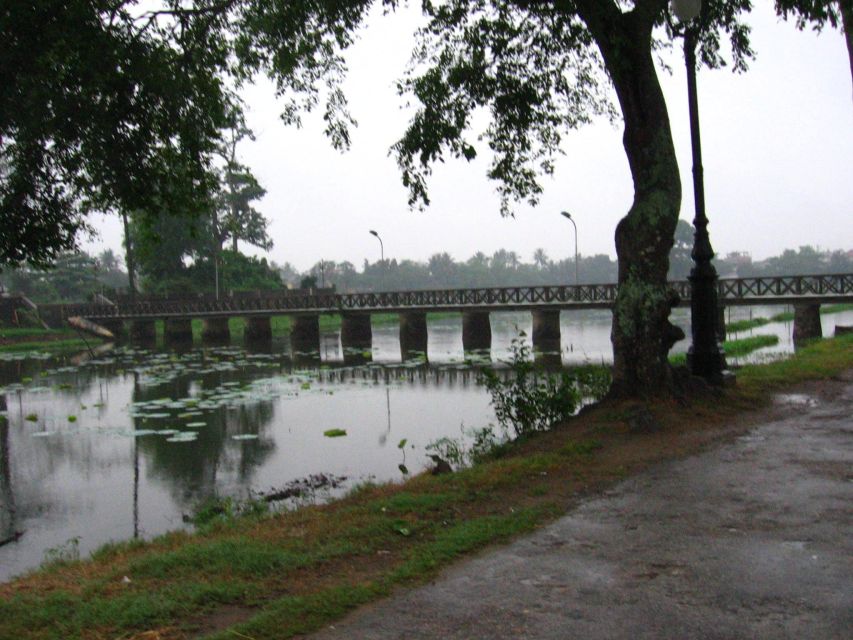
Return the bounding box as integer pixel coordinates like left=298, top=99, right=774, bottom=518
left=2, top=234, right=850, bottom=304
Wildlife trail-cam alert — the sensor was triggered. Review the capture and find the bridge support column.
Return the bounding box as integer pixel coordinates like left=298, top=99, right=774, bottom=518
left=290, top=314, right=320, bottom=353
left=793, top=303, right=822, bottom=346
left=531, top=310, right=561, bottom=354
left=99, top=319, right=126, bottom=341
left=718, top=305, right=727, bottom=342
left=399, top=312, right=428, bottom=361
left=129, top=320, right=156, bottom=344
left=341, top=313, right=372, bottom=364
left=462, top=311, right=491, bottom=353
left=340, top=313, right=372, bottom=350
left=201, top=317, right=230, bottom=343
left=244, top=317, right=272, bottom=343
left=164, top=318, right=193, bottom=344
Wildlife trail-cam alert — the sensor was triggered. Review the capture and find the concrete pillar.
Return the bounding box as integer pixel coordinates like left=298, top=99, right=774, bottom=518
left=201, top=317, right=230, bottom=343
left=164, top=318, right=193, bottom=344
left=290, top=314, right=320, bottom=353
left=340, top=313, right=372, bottom=350
left=341, top=313, right=373, bottom=365
left=793, top=303, right=822, bottom=345
left=99, top=319, right=126, bottom=341
left=531, top=309, right=561, bottom=354
left=129, top=319, right=156, bottom=343
left=462, top=311, right=491, bottom=353
left=399, top=312, right=428, bottom=361
left=244, top=316, right=272, bottom=343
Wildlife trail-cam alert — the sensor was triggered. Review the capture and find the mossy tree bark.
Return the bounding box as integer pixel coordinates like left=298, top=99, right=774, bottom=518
left=578, top=1, right=684, bottom=396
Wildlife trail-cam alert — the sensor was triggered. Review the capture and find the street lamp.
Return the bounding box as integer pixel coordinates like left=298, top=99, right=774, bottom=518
left=369, top=229, right=384, bottom=263
left=672, top=0, right=727, bottom=383
left=560, top=211, right=579, bottom=286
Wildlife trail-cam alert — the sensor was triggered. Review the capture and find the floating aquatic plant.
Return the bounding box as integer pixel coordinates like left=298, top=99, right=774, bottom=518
left=323, top=429, right=347, bottom=438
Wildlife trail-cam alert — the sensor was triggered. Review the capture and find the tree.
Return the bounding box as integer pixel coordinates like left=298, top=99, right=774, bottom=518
left=667, top=219, right=695, bottom=279
left=533, top=248, right=551, bottom=271
left=0, top=0, right=234, bottom=268
left=210, top=117, right=271, bottom=256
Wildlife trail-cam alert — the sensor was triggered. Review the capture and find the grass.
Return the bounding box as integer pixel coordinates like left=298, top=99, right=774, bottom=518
left=1, top=334, right=850, bottom=640
left=0, top=338, right=100, bottom=353
left=722, top=334, right=779, bottom=356
left=725, top=302, right=853, bottom=335
left=669, top=333, right=780, bottom=366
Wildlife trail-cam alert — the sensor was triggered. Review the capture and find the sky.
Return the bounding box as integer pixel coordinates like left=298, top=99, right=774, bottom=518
left=84, top=2, right=853, bottom=272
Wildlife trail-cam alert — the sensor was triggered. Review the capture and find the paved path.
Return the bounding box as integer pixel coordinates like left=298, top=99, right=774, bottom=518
left=309, top=378, right=853, bottom=639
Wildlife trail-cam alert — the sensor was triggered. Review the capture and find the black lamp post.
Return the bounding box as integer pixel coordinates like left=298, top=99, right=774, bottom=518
left=673, top=0, right=727, bottom=383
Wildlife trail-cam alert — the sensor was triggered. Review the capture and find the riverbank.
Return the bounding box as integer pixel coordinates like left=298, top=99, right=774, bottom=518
left=1, top=334, right=850, bottom=639
left=0, top=326, right=103, bottom=353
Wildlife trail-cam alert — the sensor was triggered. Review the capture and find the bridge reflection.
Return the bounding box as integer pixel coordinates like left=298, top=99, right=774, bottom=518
left=20, top=274, right=853, bottom=353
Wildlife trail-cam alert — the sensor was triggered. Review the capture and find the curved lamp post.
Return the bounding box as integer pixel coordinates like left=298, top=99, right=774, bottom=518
left=369, top=229, right=384, bottom=264
left=672, top=0, right=727, bottom=383
left=560, top=211, right=579, bottom=286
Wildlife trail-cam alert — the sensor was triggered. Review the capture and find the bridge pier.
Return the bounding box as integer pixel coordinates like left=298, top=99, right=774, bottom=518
left=340, top=313, right=372, bottom=350
left=399, top=312, right=428, bottom=361
left=793, top=303, right=822, bottom=346
left=718, top=305, right=727, bottom=342
left=531, top=309, right=561, bottom=355
left=462, top=311, right=491, bottom=353
left=164, top=318, right=193, bottom=344
left=290, top=314, right=320, bottom=353
left=201, top=317, right=230, bottom=343
left=341, top=313, right=373, bottom=365
left=129, top=320, right=156, bottom=344
left=244, top=316, right=272, bottom=343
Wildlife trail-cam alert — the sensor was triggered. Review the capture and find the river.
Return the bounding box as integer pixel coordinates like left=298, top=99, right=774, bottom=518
left=0, top=306, right=850, bottom=581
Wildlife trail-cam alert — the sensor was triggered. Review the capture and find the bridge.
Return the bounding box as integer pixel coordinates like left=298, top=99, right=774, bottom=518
left=28, top=273, right=853, bottom=359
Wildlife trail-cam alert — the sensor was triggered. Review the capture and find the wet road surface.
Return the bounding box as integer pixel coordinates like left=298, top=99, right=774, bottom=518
left=308, top=376, right=852, bottom=639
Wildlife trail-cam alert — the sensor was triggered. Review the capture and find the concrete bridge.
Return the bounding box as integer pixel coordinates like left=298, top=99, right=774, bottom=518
left=27, top=273, right=853, bottom=358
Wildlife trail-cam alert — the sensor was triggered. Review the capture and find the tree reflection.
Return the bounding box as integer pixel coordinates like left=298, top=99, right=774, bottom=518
left=133, top=371, right=276, bottom=510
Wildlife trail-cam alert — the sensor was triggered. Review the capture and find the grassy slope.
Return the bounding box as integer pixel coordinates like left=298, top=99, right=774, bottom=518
left=1, top=334, right=850, bottom=640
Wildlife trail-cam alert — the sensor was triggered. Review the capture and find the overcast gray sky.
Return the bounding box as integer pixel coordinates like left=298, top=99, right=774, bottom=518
left=84, top=2, right=852, bottom=272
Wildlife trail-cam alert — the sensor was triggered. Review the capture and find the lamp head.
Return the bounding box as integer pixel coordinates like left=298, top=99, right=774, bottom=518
left=560, top=211, right=572, bottom=220
left=369, top=230, right=379, bottom=237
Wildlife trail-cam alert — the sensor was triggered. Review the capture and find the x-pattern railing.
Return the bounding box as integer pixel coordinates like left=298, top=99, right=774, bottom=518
left=49, top=274, right=852, bottom=321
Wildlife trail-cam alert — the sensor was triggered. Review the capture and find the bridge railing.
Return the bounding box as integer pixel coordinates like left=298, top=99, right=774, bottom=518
left=40, top=273, right=853, bottom=320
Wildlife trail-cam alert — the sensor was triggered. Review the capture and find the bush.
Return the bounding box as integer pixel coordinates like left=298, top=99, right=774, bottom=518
left=481, top=333, right=609, bottom=439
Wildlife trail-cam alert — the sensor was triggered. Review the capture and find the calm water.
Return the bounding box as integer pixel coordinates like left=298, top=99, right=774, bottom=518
left=1, top=307, right=850, bottom=581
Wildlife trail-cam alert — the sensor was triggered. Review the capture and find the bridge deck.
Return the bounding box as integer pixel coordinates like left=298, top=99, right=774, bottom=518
left=38, top=274, right=853, bottom=322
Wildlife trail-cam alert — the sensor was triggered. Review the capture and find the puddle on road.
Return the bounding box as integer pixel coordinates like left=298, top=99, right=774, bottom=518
left=773, top=393, right=819, bottom=407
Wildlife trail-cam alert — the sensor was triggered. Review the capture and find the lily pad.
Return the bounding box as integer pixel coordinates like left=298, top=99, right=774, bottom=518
left=323, top=429, right=347, bottom=438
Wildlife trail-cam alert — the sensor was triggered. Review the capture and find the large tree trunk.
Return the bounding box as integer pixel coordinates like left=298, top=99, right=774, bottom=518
left=840, top=0, right=853, bottom=101
left=578, top=2, right=684, bottom=396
